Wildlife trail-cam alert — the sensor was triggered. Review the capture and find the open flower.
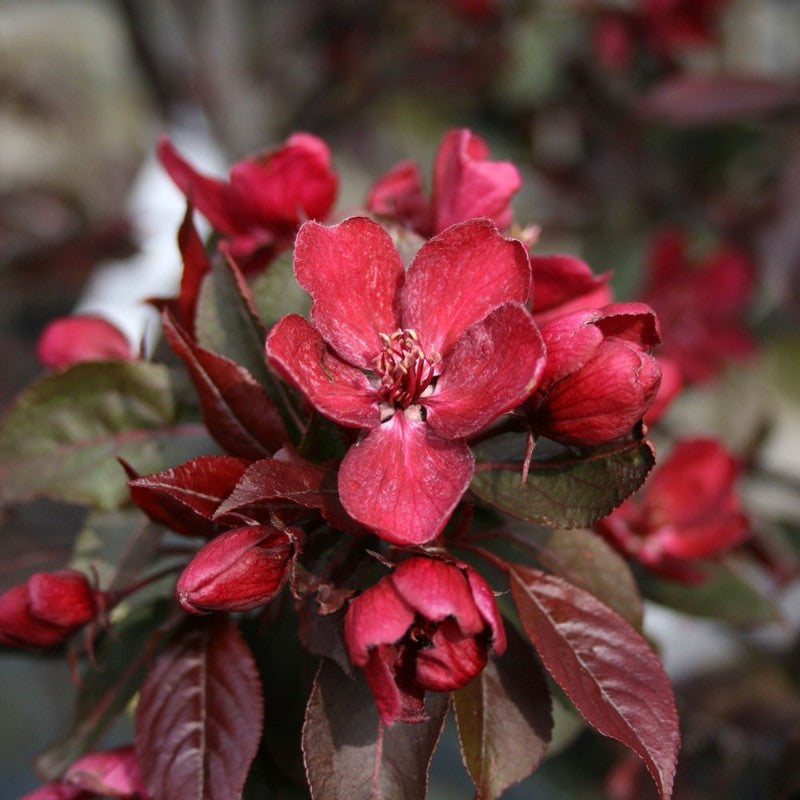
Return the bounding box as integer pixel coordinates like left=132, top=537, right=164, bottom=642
left=158, top=132, right=338, bottom=270
left=526, top=303, right=662, bottom=446
left=367, top=128, right=521, bottom=237
left=344, top=557, right=506, bottom=725
left=596, top=438, right=749, bottom=582
left=267, top=216, right=545, bottom=545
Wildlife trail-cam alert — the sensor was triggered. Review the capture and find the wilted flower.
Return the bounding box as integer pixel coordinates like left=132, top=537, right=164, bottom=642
left=36, top=315, right=135, bottom=369
left=526, top=303, right=662, bottom=446
left=344, top=557, right=506, bottom=725
left=596, top=438, right=749, bottom=582
left=158, top=132, right=338, bottom=270
left=0, top=570, right=98, bottom=648
left=367, top=128, right=521, bottom=237
left=267, top=216, right=545, bottom=545
left=176, top=525, right=297, bottom=614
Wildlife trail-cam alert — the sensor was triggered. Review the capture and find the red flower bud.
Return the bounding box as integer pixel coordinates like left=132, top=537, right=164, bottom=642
left=64, top=745, right=147, bottom=799
left=0, top=570, right=97, bottom=649
left=36, top=315, right=135, bottom=369
left=176, top=525, right=297, bottom=614
left=527, top=303, right=662, bottom=446
left=596, top=438, right=749, bottom=582
left=344, top=557, right=505, bottom=725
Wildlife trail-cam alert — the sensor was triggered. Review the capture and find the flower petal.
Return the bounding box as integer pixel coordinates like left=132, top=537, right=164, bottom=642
left=400, top=219, right=531, bottom=355
left=36, top=315, right=135, bottom=369
left=338, top=414, right=474, bottom=545
left=367, top=159, right=431, bottom=234
left=415, top=618, right=488, bottom=691
left=293, top=217, right=404, bottom=368
left=266, top=314, right=379, bottom=428
left=425, top=302, right=546, bottom=439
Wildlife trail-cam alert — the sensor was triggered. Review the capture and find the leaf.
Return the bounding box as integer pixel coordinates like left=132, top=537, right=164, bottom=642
left=0, top=362, right=214, bottom=510
left=126, top=455, right=250, bottom=537
left=250, top=250, right=311, bottom=328
left=163, top=310, right=288, bottom=459
left=302, top=659, right=449, bottom=800
left=505, top=526, right=644, bottom=630
left=136, top=615, right=264, bottom=800
left=643, top=559, right=782, bottom=627
left=471, top=437, right=655, bottom=529
left=508, top=563, right=679, bottom=800
left=70, top=507, right=164, bottom=591
left=36, top=599, right=173, bottom=779
left=453, top=625, right=552, bottom=800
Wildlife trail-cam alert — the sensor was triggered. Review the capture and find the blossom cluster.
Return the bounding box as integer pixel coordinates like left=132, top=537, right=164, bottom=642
left=2, top=127, right=757, bottom=800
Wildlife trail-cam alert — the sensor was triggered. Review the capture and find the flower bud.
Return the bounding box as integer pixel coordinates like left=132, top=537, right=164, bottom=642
left=64, top=745, right=147, bottom=798
left=0, top=570, right=97, bottom=648
left=526, top=303, right=662, bottom=446
left=36, top=315, right=135, bottom=369
left=176, top=525, right=296, bottom=614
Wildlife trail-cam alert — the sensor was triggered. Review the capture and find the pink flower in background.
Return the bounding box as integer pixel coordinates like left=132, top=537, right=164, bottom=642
left=64, top=746, right=148, bottom=799
left=158, top=132, right=338, bottom=270
left=526, top=303, right=662, bottom=446
left=267, top=216, right=545, bottom=545
left=641, top=228, right=756, bottom=383
left=0, top=570, right=98, bottom=648
left=367, top=128, right=521, bottom=237
left=36, top=315, right=135, bottom=369
left=596, top=438, right=749, bottom=582
left=344, top=557, right=506, bottom=725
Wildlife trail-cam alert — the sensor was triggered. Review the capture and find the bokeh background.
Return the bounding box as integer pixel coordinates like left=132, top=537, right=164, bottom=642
left=1, top=0, right=800, bottom=797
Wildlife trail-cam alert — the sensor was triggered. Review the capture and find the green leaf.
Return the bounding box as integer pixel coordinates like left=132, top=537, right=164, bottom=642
left=504, top=526, right=644, bottom=630
left=0, top=362, right=215, bottom=510
left=643, top=558, right=782, bottom=626
left=454, top=625, right=552, bottom=800
left=250, top=250, right=311, bottom=328
left=471, top=437, right=655, bottom=529
left=36, top=598, right=174, bottom=780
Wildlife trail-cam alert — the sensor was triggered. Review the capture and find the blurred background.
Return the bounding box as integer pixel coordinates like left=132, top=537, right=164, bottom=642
left=1, top=0, right=799, bottom=797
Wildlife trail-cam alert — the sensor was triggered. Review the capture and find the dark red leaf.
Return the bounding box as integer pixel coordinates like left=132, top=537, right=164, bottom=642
left=126, top=455, right=250, bottom=537
left=163, top=310, right=287, bottom=459
left=302, top=659, right=448, bottom=800
left=454, top=624, right=552, bottom=800
left=136, top=616, right=263, bottom=800
left=508, top=563, right=679, bottom=800
left=177, top=204, right=213, bottom=333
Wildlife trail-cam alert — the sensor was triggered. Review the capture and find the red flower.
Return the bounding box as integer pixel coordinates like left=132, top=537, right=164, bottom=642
left=266, top=216, right=545, bottom=545
left=175, top=525, right=297, bottom=614
left=344, top=557, right=506, bottom=725
left=529, top=253, right=613, bottom=326
left=157, top=132, right=338, bottom=270
left=36, top=315, right=135, bottom=369
left=596, top=438, right=749, bottom=582
left=64, top=746, right=148, bottom=799
left=367, top=128, right=521, bottom=237
left=0, top=570, right=98, bottom=648
left=641, top=228, right=756, bottom=383
left=526, top=303, right=662, bottom=446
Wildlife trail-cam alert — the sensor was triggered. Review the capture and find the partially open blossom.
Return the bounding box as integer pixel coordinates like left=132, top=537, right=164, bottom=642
left=266, top=216, right=545, bottom=545
left=344, top=557, right=506, bottom=725
left=367, top=128, right=521, bottom=237
left=64, top=746, right=147, bottom=799
left=526, top=303, right=661, bottom=446
left=529, top=253, right=613, bottom=326
left=176, top=525, right=297, bottom=614
left=596, top=438, right=749, bottom=582
left=0, top=570, right=98, bottom=648
left=36, top=315, right=135, bottom=369
left=158, top=132, right=338, bottom=270
left=641, top=228, right=756, bottom=383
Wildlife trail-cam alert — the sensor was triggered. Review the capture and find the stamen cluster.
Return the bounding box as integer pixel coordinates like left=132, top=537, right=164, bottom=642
left=374, top=329, right=437, bottom=409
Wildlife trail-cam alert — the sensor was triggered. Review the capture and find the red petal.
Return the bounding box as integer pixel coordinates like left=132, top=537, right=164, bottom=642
left=390, top=558, right=484, bottom=634
left=157, top=134, right=246, bottom=236
left=431, top=129, right=521, bottom=233
left=366, top=160, right=431, bottom=234
left=594, top=303, right=661, bottom=349
left=400, top=219, right=531, bottom=355
left=465, top=567, right=507, bottom=654
left=266, top=314, right=379, bottom=428
left=343, top=578, right=415, bottom=665
left=415, top=618, right=488, bottom=691
left=293, top=217, right=403, bottom=368
left=426, top=302, right=545, bottom=439
left=363, top=644, right=427, bottom=726
left=37, top=315, right=134, bottom=368
left=64, top=745, right=147, bottom=798
left=338, top=414, right=474, bottom=545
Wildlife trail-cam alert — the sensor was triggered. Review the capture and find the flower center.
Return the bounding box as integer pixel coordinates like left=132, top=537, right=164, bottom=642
left=373, top=329, right=437, bottom=409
